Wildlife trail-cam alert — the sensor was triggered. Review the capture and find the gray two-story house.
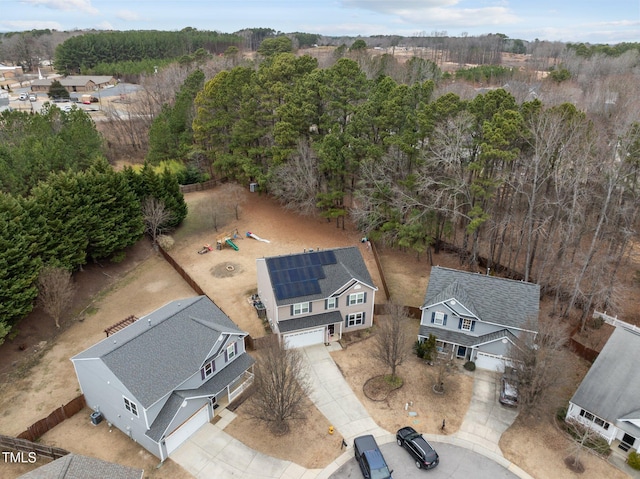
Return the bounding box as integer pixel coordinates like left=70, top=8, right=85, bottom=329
left=256, top=247, right=377, bottom=348
left=71, top=296, right=254, bottom=461
left=418, top=266, right=539, bottom=371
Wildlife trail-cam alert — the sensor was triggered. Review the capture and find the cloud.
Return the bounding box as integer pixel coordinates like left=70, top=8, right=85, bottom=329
left=0, top=20, right=63, bottom=31
left=22, top=0, right=99, bottom=15
left=341, top=0, right=519, bottom=29
left=116, top=10, right=141, bottom=22
left=96, top=20, right=114, bottom=30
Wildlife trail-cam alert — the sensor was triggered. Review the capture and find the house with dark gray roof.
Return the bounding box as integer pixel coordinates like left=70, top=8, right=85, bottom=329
left=18, top=453, right=143, bottom=479
left=256, top=246, right=377, bottom=348
left=71, top=296, right=254, bottom=461
left=566, top=326, right=640, bottom=456
left=418, top=266, right=539, bottom=371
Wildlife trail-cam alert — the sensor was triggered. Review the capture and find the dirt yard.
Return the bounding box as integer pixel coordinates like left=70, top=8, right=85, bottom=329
left=0, top=184, right=635, bottom=479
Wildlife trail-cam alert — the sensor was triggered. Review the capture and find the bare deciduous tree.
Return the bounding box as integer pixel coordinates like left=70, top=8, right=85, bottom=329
left=142, top=197, right=174, bottom=245
left=269, top=140, right=319, bottom=215
left=246, top=336, right=311, bottom=436
left=507, top=318, right=570, bottom=418
left=37, top=266, right=76, bottom=328
left=564, top=418, right=607, bottom=473
left=372, top=302, right=412, bottom=380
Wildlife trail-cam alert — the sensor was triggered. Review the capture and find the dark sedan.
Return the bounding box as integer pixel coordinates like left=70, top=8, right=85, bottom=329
left=396, top=426, right=439, bottom=470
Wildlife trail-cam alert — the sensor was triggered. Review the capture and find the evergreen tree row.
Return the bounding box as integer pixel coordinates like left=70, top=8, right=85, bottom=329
left=54, top=29, right=242, bottom=74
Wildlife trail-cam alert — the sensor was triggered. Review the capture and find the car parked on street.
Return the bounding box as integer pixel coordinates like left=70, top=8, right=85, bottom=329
left=396, top=426, right=439, bottom=470
left=28, top=93, right=37, bottom=101
left=18, top=92, right=28, bottom=101
left=354, top=435, right=393, bottom=479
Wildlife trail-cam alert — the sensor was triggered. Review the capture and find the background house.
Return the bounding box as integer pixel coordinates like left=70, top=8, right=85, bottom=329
left=256, top=246, right=377, bottom=348
left=566, top=326, right=640, bottom=456
left=418, top=266, right=539, bottom=371
left=30, top=75, right=116, bottom=93
left=71, top=296, right=254, bottom=461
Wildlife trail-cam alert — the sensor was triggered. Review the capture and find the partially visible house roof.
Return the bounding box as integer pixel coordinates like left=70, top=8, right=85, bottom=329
left=72, top=296, right=246, bottom=408
left=278, top=311, right=343, bottom=333
left=18, top=453, right=142, bottom=479
left=264, top=246, right=376, bottom=305
left=570, top=326, right=640, bottom=436
left=146, top=352, right=254, bottom=442
left=422, top=266, right=539, bottom=330
left=419, top=324, right=519, bottom=347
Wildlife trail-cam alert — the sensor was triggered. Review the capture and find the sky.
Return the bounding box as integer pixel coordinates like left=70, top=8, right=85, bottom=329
left=2, top=0, right=639, bottom=44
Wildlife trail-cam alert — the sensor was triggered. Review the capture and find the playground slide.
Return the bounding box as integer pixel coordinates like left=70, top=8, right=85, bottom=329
left=247, top=232, right=271, bottom=243
left=226, top=239, right=239, bottom=251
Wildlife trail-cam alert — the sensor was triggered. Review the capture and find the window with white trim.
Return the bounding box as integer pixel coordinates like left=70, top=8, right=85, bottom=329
left=123, top=396, right=138, bottom=416
left=461, top=318, right=473, bottom=331
left=203, top=360, right=215, bottom=378
left=434, top=311, right=445, bottom=325
left=293, top=302, right=310, bottom=315
left=348, top=292, right=365, bottom=305
left=346, top=312, right=365, bottom=327
left=227, top=343, right=236, bottom=361
left=579, top=409, right=610, bottom=430
left=326, top=297, right=337, bottom=309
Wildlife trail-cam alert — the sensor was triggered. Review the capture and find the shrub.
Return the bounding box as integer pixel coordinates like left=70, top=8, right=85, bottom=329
left=628, top=451, right=640, bottom=470
left=413, top=339, right=427, bottom=359
left=556, top=405, right=568, bottom=422
left=463, top=361, right=476, bottom=371
left=157, top=234, right=175, bottom=250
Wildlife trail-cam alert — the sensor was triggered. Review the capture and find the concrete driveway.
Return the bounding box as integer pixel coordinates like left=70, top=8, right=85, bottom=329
left=455, top=369, right=519, bottom=456
left=170, top=410, right=320, bottom=479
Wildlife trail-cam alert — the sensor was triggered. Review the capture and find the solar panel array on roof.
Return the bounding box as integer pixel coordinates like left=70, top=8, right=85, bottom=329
left=267, top=250, right=337, bottom=301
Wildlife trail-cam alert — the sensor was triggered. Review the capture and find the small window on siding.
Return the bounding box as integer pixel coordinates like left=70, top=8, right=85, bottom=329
left=123, top=397, right=138, bottom=417
left=326, top=297, right=337, bottom=309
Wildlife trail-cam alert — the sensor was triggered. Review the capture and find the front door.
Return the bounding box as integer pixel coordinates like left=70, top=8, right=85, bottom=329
left=456, top=345, right=467, bottom=359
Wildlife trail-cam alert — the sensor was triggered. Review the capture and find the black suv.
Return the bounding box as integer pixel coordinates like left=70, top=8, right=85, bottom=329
left=354, top=435, right=393, bottom=479
left=396, top=426, right=439, bottom=470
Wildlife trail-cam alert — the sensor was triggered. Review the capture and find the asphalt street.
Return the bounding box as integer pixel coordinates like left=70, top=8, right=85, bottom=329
left=330, top=442, right=519, bottom=479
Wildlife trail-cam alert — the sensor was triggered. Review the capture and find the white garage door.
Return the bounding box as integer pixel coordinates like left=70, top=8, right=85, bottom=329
left=284, top=328, right=324, bottom=349
left=474, top=351, right=505, bottom=372
left=165, top=404, right=209, bottom=455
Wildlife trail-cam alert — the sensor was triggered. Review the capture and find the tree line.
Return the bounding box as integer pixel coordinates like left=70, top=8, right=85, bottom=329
left=53, top=29, right=242, bottom=74
left=0, top=106, right=187, bottom=345
left=168, top=52, right=640, bottom=325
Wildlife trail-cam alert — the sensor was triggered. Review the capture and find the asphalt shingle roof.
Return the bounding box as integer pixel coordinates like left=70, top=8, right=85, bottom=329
left=18, top=454, right=142, bottom=479
left=422, top=266, right=540, bottom=330
left=72, top=296, right=246, bottom=408
left=264, top=246, right=376, bottom=306
left=277, top=311, right=343, bottom=333
left=570, top=327, right=640, bottom=434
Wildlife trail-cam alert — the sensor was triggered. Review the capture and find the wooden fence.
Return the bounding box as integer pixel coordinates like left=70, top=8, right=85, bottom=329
left=369, top=240, right=391, bottom=300
left=0, top=434, right=69, bottom=460
left=16, top=395, right=85, bottom=442
left=373, top=303, right=421, bottom=319
left=179, top=178, right=226, bottom=194
left=157, top=245, right=206, bottom=296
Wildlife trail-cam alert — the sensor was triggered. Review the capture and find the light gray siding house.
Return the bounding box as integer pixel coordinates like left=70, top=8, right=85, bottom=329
left=71, top=296, right=254, bottom=461
left=418, top=266, right=539, bottom=371
left=256, top=247, right=377, bottom=348
left=566, top=326, right=640, bottom=455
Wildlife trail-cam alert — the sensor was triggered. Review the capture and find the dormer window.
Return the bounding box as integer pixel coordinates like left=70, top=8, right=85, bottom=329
left=226, top=344, right=236, bottom=361
left=201, top=359, right=216, bottom=379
